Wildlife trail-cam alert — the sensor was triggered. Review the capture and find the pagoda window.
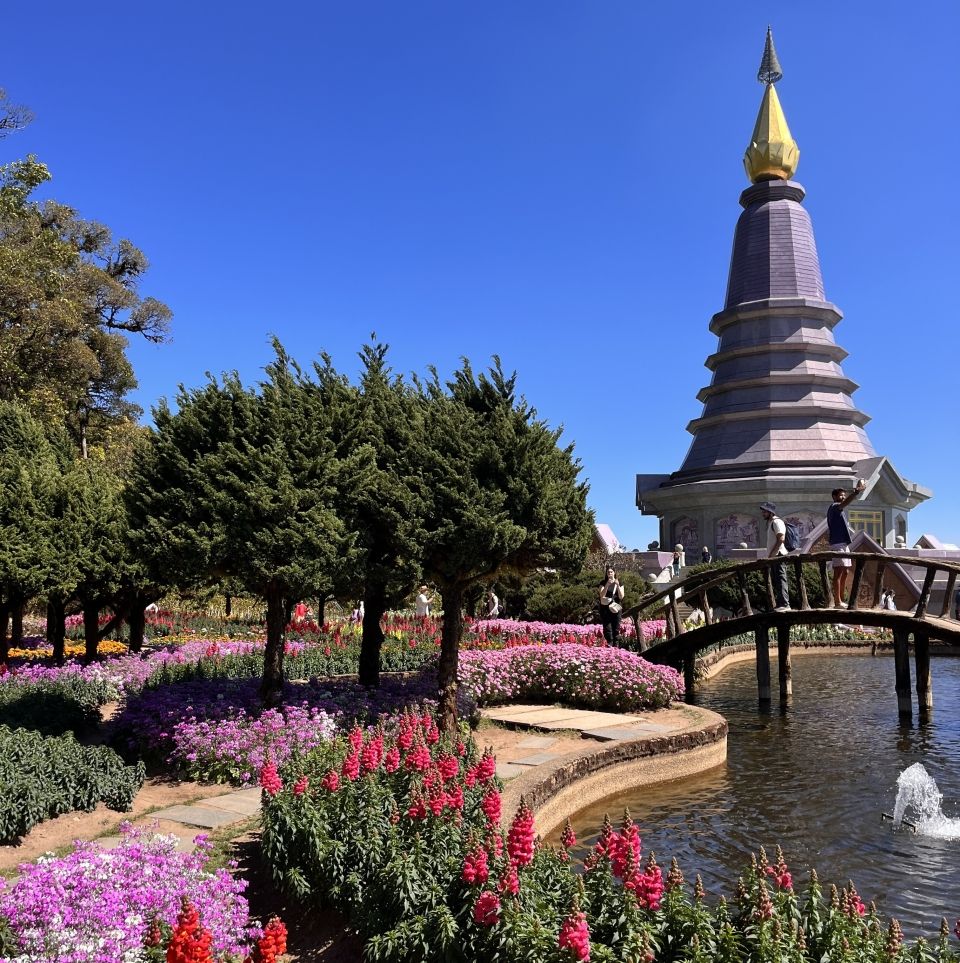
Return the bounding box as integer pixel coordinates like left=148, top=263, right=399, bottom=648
left=848, top=509, right=884, bottom=543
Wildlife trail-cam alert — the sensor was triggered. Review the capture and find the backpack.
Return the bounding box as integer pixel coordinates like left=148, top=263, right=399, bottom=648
left=783, top=520, right=800, bottom=553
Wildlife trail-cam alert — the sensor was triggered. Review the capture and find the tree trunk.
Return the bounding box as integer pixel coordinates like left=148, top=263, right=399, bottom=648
left=10, top=599, right=24, bottom=650
left=0, top=602, right=9, bottom=665
left=317, top=597, right=326, bottom=624
left=128, top=596, right=146, bottom=653
left=48, top=597, right=66, bottom=665
left=358, top=581, right=387, bottom=688
left=283, top=597, right=293, bottom=627
left=224, top=594, right=232, bottom=617
left=437, top=586, right=464, bottom=731
left=83, top=600, right=100, bottom=662
left=261, top=582, right=286, bottom=708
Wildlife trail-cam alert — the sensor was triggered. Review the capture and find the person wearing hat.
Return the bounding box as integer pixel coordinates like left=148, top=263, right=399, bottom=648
left=759, top=501, right=790, bottom=611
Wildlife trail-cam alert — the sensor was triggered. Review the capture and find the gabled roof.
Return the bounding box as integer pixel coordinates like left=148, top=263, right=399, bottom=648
left=594, top=524, right=621, bottom=554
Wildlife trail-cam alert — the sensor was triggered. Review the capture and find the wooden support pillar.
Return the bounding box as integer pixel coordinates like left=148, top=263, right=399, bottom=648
left=765, top=567, right=776, bottom=611
left=755, top=626, right=771, bottom=703
left=737, top=573, right=753, bottom=617
left=683, top=653, right=696, bottom=703
left=914, top=629, right=933, bottom=714
left=940, top=571, right=957, bottom=619
left=847, top=558, right=865, bottom=611
left=818, top=560, right=830, bottom=607
left=872, top=561, right=886, bottom=609
left=914, top=568, right=935, bottom=619
left=777, top=623, right=792, bottom=699
left=793, top=560, right=810, bottom=610
left=893, top=627, right=912, bottom=718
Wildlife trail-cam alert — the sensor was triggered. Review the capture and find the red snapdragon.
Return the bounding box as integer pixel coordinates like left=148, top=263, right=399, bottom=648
left=558, top=909, right=591, bottom=961
left=259, top=762, right=282, bottom=797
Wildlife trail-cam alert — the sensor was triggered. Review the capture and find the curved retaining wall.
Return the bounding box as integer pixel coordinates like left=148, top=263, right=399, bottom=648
left=500, top=706, right=728, bottom=837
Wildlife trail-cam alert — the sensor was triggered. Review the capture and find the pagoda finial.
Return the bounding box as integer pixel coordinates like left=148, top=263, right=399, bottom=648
left=757, top=25, right=783, bottom=85
left=744, top=27, right=798, bottom=183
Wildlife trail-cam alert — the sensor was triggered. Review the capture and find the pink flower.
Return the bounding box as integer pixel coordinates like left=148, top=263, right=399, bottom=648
left=320, top=769, right=340, bottom=792
left=259, top=761, right=282, bottom=796
left=481, top=788, right=501, bottom=825
left=461, top=847, right=489, bottom=885
left=497, top=864, right=519, bottom=896
left=383, top=746, right=401, bottom=773
left=341, top=752, right=360, bottom=781
left=507, top=800, right=535, bottom=868
left=473, top=891, right=501, bottom=926
left=292, top=775, right=309, bottom=796
left=558, top=910, right=590, bottom=961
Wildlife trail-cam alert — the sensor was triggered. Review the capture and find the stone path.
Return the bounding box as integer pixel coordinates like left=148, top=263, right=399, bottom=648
left=482, top=704, right=679, bottom=780
left=96, top=787, right=262, bottom=852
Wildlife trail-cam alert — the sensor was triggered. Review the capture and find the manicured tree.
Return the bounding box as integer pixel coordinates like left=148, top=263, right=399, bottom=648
left=0, top=402, right=60, bottom=662
left=61, top=459, right=130, bottom=660
left=417, top=359, right=593, bottom=728
left=316, top=344, right=428, bottom=687
left=130, top=349, right=357, bottom=705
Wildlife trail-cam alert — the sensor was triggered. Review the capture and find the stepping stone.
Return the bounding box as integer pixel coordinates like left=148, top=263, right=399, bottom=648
left=96, top=833, right=195, bottom=853
left=495, top=762, right=527, bottom=780
left=202, top=790, right=261, bottom=817
left=516, top=736, right=557, bottom=749
left=149, top=805, right=246, bottom=829
left=512, top=752, right=559, bottom=767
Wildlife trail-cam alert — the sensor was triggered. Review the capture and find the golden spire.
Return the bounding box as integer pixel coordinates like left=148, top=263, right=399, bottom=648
left=744, top=27, right=799, bottom=183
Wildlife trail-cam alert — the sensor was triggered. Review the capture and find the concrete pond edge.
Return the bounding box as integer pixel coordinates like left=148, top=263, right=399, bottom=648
left=499, top=705, right=728, bottom=838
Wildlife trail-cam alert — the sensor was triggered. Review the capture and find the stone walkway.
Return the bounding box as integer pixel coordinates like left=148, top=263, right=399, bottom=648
left=481, top=703, right=678, bottom=780
left=96, top=787, right=262, bottom=852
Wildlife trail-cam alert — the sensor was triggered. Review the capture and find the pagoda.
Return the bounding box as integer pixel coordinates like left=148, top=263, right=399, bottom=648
left=636, top=28, right=930, bottom=558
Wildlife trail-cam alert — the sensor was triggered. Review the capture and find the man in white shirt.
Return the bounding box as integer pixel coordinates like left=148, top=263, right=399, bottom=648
left=415, top=585, right=431, bottom=617
left=760, top=501, right=790, bottom=611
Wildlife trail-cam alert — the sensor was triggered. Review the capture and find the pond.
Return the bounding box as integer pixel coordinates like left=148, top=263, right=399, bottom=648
left=555, top=653, right=960, bottom=935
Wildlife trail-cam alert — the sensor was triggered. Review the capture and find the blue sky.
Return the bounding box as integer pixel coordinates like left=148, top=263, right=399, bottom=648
left=6, top=1, right=959, bottom=547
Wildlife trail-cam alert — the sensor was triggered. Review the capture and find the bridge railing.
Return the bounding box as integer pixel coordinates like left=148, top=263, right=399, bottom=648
left=623, top=552, right=960, bottom=642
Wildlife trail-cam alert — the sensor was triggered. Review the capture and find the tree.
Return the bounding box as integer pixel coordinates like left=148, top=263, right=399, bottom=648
left=130, top=348, right=359, bottom=704
left=0, top=403, right=60, bottom=662
left=0, top=155, right=171, bottom=452
left=318, top=344, right=428, bottom=687
left=416, top=359, right=593, bottom=729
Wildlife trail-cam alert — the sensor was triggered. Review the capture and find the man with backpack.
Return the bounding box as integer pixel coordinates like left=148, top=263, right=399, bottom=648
left=759, top=501, right=791, bottom=611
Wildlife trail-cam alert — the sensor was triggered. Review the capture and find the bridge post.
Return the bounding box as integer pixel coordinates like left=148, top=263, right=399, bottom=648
left=683, top=653, right=696, bottom=703
left=893, top=627, right=912, bottom=718
left=777, top=623, right=792, bottom=698
left=755, top=626, right=771, bottom=703
left=914, top=629, right=933, bottom=714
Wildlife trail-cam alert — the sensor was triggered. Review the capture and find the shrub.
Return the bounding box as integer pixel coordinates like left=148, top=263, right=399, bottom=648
left=0, top=725, right=145, bottom=844
left=459, top=644, right=684, bottom=712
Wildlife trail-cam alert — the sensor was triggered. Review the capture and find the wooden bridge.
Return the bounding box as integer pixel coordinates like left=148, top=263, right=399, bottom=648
left=624, top=551, right=960, bottom=717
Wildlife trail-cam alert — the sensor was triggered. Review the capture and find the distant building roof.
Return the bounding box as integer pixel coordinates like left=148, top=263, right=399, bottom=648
left=593, top=523, right=621, bottom=554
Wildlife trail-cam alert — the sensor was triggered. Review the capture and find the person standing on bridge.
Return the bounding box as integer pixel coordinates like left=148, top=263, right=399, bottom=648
left=598, top=566, right=625, bottom=644
left=760, top=502, right=791, bottom=611
left=827, top=479, right=866, bottom=607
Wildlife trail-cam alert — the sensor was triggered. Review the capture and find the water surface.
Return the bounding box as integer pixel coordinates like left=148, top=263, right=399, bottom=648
left=556, top=654, right=960, bottom=934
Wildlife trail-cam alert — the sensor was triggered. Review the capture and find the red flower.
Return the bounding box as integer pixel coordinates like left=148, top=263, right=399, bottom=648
left=320, top=769, right=340, bottom=792
left=558, top=909, right=591, bottom=961
left=481, top=788, right=501, bottom=825
left=384, top=746, right=401, bottom=773
left=507, top=800, right=535, bottom=868
left=497, top=864, right=519, bottom=895
left=292, top=775, right=309, bottom=796
left=473, top=890, right=501, bottom=926
left=348, top=726, right=364, bottom=751
left=461, top=846, right=489, bottom=885
left=248, top=916, right=288, bottom=963
left=341, top=752, right=361, bottom=781
left=437, top=754, right=460, bottom=781
left=166, top=900, right=214, bottom=963
left=560, top=819, right=577, bottom=851
left=259, top=762, right=282, bottom=796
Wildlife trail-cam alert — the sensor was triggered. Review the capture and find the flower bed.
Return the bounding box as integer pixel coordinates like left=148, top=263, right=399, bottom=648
left=460, top=643, right=684, bottom=712
left=111, top=671, right=445, bottom=783
left=0, top=725, right=145, bottom=844
left=0, top=824, right=257, bottom=961
left=259, top=719, right=960, bottom=963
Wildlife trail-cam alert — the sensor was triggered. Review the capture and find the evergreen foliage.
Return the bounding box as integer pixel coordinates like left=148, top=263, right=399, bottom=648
left=415, top=359, right=593, bottom=727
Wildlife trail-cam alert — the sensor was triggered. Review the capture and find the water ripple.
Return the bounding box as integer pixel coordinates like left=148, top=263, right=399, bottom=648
left=557, top=654, right=960, bottom=935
